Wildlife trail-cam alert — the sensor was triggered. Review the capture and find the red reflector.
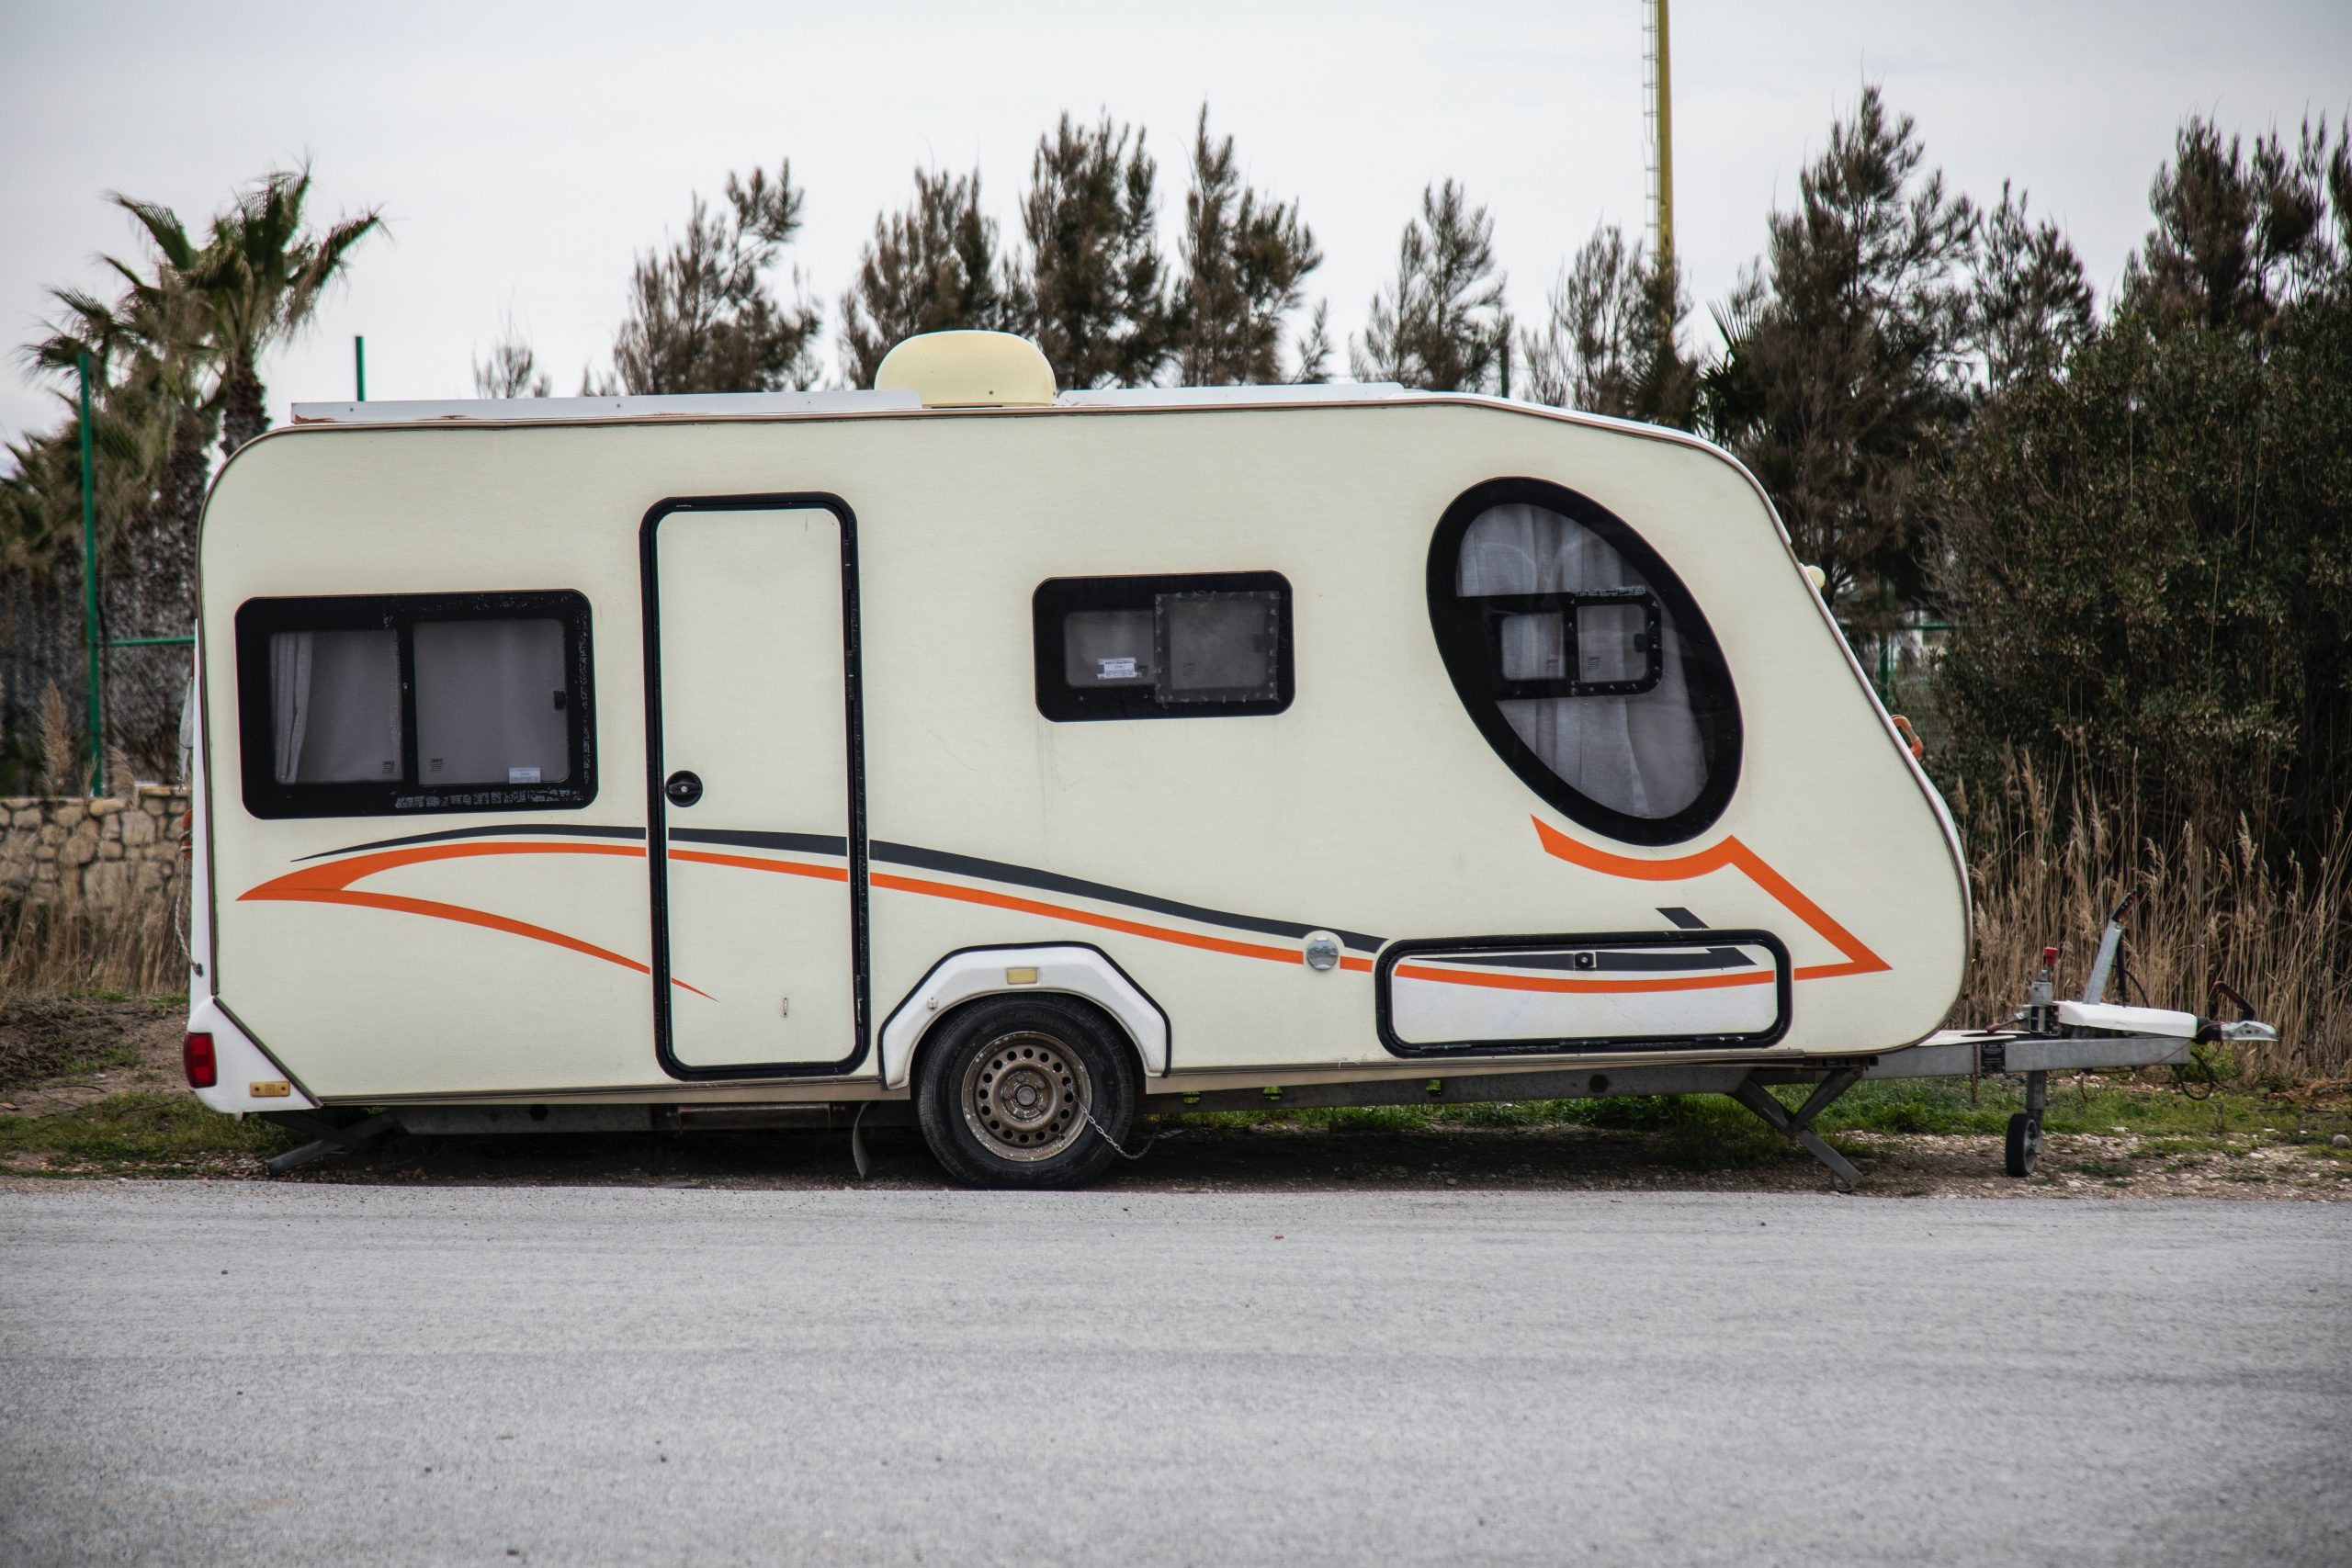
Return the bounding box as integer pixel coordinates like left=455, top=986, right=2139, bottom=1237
left=183, top=1032, right=218, bottom=1089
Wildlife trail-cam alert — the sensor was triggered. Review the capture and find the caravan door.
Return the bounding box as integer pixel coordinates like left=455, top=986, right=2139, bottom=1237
left=644, top=498, right=865, bottom=1077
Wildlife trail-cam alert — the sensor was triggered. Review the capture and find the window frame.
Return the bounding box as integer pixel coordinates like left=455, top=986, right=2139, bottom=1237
left=1033, top=570, right=1295, bottom=722
left=1426, top=478, right=1742, bottom=846
left=1474, top=586, right=1666, bottom=700
left=234, top=589, right=596, bottom=819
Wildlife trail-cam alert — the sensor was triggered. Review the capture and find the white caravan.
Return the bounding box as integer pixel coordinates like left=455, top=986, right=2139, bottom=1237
left=180, top=333, right=2241, bottom=1187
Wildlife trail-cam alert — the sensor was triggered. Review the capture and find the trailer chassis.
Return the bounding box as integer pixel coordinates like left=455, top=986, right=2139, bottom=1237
left=259, top=1027, right=2235, bottom=1188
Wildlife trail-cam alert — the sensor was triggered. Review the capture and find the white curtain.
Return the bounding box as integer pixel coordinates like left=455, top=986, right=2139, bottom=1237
left=1457, top=503, right=1707, bottom=819
left=268, top=629, right=402, bottom=784
left=269, top=632, right=313, bottom=784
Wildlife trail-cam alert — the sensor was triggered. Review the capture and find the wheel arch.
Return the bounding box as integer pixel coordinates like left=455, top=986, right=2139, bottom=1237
left=878, top=942, right=1170, bottom=1089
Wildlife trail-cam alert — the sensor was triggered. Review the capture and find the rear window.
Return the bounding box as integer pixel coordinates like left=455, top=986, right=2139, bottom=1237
left=1428, top=480, right=1740, bottom=844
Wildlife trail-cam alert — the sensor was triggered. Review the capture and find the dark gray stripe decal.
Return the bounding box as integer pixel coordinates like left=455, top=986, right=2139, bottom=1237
left=302, top=823, right=1384, bottom=951
left=1657, top=906, right=1708, bottom=930
left=670, top=828, right=849, bottom=857
left=1430, top=945, right=1757, bottom=974
left=870, top=839, right=1385, bottom=953
left=299, top=822, right=646, bottom=861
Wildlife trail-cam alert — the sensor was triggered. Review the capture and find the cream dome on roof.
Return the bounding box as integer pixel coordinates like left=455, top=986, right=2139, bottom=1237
left=874, top=331, right=1058, bottom=408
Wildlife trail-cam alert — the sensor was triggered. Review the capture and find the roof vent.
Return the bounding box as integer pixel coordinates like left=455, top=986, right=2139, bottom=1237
left=875, top=331, right=1057, bottom=408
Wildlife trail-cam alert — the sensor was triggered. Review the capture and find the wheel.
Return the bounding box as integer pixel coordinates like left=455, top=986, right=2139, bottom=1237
left=913, top=994, right=1141, bottom=1189
left=2004, top=1112, right=2041, bottom=1177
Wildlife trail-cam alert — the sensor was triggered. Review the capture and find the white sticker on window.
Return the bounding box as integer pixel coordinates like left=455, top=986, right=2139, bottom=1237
left=1098, top=656, right=1138, bottom=681
left=508, top=766, right=542, bottom=785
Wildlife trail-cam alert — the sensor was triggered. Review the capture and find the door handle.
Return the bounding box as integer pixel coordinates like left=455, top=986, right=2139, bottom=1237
left=664, top=771, right=703, bottom=808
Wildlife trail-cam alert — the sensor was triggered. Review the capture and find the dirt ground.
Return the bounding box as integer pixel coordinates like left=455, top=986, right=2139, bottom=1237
left=5, top=996, right=2347, bottom=1199
left=0, top=993, right=186, bottom=1116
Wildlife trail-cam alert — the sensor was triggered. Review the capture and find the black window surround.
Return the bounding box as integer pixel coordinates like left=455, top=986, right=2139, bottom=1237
left=1033, top=571, right=1294, bottom=722
left=234, top=590, right=596, bottom=819
left=1427, top=478, right=1741, bottom=845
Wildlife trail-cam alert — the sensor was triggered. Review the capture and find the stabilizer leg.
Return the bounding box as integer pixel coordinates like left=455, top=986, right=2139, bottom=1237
left=262, top=1111, right=396, bottom=1175
left=1731, top=1069, right=1864, bottom=1189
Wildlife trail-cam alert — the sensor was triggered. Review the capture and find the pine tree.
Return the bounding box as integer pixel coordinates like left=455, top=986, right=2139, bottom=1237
left=1351, top=180, right=1506, bottom=391
left=1700, top=87, right=1975, bottom=628
left=611, top=163, right=819, bottom=394
left=1519, top=221, right=1695, bottom=426
left=1009, top=114, right=1171, bottom=388
left=474, top=314, right=551, bottom=398
left=1972, top=183, right=2093, bottom=390
left=1170, top=108, right=1323, bottom=385
left=838, top=169, right=1012, bottom=388
left=2122, top=116, right=2347, bottom=333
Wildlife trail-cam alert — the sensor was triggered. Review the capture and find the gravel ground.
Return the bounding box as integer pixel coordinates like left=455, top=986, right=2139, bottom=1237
left=3, top=1182, right=2346, bottom=1567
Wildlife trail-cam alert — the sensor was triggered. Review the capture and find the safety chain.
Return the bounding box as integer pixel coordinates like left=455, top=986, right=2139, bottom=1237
left=1080, top=1101, right=1169, bottom=1161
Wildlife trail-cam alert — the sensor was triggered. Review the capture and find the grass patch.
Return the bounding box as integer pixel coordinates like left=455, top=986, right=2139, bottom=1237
left=1158, top=1079, right=2346, bottom=1141
left=1148, top=1078, right=2346, bottom=1182
left=0, top=1091, right=290, bottom=1172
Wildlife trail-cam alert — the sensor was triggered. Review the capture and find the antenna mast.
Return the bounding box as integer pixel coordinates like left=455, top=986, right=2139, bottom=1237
left=1643, top=0, right=1676, bottom=320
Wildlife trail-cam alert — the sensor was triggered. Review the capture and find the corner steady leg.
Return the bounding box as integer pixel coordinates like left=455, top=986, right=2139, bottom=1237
left=1731, top=1069, right=1864, bottom=1189
left=262, top=1111, right=397, bottom=1175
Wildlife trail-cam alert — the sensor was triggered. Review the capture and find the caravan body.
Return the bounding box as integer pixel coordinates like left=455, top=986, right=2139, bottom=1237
left=185, top=339, right=1969, bottom=1184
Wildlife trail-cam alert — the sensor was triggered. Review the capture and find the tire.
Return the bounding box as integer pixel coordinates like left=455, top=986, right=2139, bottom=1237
left=2004, top=1112, right=2040, bottom=1178
left=913, top=993, right=1142, bottom=1190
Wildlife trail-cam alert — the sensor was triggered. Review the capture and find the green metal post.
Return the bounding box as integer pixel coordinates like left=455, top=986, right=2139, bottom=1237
left=77, top=352, right=104, bottom=796
left=355, top=334, right=366, bottom=401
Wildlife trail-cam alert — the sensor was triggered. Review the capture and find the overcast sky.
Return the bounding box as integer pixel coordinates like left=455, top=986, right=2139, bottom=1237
left=4, top=0, right=2346, bottom=450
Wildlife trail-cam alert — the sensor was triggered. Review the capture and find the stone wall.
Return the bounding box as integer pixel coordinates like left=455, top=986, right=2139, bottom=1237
left=1, top=787, right=189, bottom=908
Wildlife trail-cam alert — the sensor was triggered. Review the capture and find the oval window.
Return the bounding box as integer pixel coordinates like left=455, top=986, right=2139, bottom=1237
left=1426, top=478, right=1741, bottom=844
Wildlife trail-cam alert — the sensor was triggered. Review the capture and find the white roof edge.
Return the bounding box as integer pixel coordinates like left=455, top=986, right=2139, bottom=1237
left=1055, top=382, right=1408, bottom=408
left=290, top=389, right=923, bottom=424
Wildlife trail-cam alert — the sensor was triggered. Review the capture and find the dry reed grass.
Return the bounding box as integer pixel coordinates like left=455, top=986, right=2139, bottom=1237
left=0, top=881, right=188, bottom=997
left=1949, top=752, right=2352, bottom=1083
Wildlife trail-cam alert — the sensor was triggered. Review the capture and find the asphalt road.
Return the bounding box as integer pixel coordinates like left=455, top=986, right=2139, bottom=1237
left=3, top=1185, right=2346, bottom=1567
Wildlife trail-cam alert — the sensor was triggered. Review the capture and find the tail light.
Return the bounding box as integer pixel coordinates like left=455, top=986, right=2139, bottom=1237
left=183, top=1032, right=217, bottom=1089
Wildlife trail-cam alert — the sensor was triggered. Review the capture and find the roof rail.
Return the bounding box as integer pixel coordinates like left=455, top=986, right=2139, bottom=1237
left=289, top=389, right=922, bottom=424
left=1056, top=382, right=1407, bottom=409
left=288, top=382, right=1420, bottom=425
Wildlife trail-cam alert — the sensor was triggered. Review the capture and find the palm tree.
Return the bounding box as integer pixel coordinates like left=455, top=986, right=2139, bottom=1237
left=111, top=166, right=381, bottom=457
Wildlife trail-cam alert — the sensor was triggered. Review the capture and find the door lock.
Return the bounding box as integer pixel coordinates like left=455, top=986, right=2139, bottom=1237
left=664, top=771, right=704, bottom=808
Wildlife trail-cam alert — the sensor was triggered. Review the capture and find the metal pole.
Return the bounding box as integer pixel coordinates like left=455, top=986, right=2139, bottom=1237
left=355, top=334, right=367, bottom=401
left=77, top=352, right=104, bottom=796
left=1652, top=0, right=1675, bottom=324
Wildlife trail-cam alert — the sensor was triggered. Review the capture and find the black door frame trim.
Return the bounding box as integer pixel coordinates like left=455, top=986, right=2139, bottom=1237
left=641, top=492, right=872, bottom=1081
left=1374, top=928, right=1792, bottom=1057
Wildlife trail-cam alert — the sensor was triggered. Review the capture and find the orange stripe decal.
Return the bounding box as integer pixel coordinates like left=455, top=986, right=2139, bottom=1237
left=669, top=848, right=850, bottom=882
left=869, top=871, right=1306, bottom=965
left=240, top=826, right=1879, bottom=1002
left=240, top=840, right=712, bottom=998
left=1529, top=817, right=1888, bottom=981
